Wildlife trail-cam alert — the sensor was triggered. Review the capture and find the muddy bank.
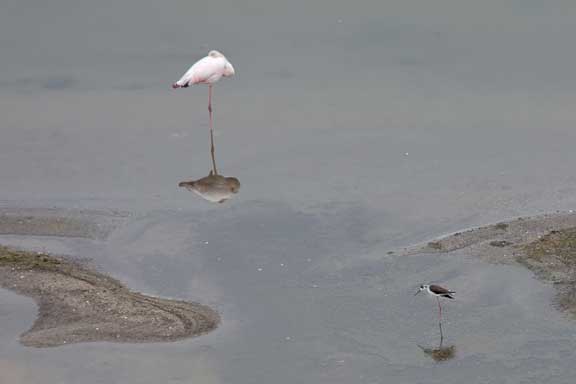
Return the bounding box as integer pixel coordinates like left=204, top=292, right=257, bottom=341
left=0, top=245, right=220, bottom=347
left=400, top=212, right=576, bottom=316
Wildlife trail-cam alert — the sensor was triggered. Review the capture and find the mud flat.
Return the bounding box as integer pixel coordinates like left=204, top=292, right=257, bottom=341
left=400, top=212, right=576, bottom=316
left=0, top=208, right=220, bottom=348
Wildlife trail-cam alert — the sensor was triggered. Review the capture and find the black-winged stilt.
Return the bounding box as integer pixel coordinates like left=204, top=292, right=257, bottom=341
left=415, top=284, right=455, bottom=341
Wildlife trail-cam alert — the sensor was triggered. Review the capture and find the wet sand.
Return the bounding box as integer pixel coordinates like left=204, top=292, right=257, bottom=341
left=400, top=212, right=576, bottom=316
left=0, top=245, right=219, bottom=348
left=0, top=210, right=219, bottom=348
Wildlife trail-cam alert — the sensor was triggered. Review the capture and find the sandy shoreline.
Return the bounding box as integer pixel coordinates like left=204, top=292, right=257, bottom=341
left=0, top=208, right=220, bottom=348
left=0, top=245, right=220, bottom=348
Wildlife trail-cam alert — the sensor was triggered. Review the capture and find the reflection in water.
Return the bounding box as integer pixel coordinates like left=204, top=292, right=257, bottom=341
left=418, top=343, right=456, bottom=362
left=179, top=171, right=240, bottom=203
left=416, top=302, right=456, bottom=362
left=179, top=127, right=240, bottom=203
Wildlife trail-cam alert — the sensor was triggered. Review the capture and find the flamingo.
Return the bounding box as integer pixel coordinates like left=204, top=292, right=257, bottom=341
left=172, top=50, right=235, bottom=155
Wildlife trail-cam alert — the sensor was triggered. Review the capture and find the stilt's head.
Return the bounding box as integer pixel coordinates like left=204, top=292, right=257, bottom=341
left=414, top=284, right=429, bottom=295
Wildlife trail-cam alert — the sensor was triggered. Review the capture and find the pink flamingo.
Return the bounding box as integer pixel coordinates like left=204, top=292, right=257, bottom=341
left=172, top=50, right=235, bottom=155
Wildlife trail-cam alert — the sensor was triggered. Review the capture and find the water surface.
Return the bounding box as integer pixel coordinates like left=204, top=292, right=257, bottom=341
left=2, top=1, right=576, bottom=383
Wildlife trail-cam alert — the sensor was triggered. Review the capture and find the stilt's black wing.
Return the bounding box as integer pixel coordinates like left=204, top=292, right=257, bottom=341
left=429, top=284, right=455, bottom=299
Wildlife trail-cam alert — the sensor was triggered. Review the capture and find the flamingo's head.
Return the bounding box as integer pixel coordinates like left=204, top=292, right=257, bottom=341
left=209, top=50, right=224, bottom=58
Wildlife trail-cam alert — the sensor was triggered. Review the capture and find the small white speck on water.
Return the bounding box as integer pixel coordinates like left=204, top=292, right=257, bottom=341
left=570, top=210, right=574, bottom=213
left=204, top=241, right=209, bottom=245
left=216, top=257, right=222, bottom=261
left=306, top=258, right=312, bottom=262
left=312, top=284, right=319, bottom=288
left=19, top=275, right=24, bottom=279
left=280, top=263, right=285, bottom=267
left=95, top=327, right=99, bottom=331
left=285, top=336, right=291, bottom=341
left=257, top=267, right=263, bottom=272
left=404, top=152, right=409, bottom=156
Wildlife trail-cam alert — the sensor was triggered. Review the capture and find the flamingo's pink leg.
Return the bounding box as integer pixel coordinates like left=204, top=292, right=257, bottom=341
left=208, top=85, right=216, bottom=172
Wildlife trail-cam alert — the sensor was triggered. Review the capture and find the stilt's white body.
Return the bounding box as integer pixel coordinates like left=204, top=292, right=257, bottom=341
left=416, top=284, right=455, bottom=299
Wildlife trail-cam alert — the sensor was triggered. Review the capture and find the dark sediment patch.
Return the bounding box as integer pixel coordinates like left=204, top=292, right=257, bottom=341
left=489, top=240, right=513, bottom=248
left=399, top=212, right=576, bottom=317
left=0, top=245, right=220, bottom=348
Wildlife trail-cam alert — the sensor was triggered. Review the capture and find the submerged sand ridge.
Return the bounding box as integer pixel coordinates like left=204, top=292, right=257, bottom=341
left=0, top=209, right=220, bottom=348
left=400, top=212, right=576, bottom=317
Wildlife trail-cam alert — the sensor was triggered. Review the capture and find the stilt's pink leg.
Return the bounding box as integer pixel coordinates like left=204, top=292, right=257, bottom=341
left=437, top=297, right=444, bottom=343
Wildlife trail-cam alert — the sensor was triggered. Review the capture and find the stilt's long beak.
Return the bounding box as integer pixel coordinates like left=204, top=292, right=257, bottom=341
left=414, top=290, right=421, bottom=296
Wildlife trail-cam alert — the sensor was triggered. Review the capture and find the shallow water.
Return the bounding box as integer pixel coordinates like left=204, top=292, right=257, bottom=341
left=2, top=1, right=576, bottom=383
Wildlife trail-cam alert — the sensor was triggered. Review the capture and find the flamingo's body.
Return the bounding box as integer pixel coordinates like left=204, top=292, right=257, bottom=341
left=172, top=50, right=235, bottom=88
left=172, top=50, right=235, bottom=153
